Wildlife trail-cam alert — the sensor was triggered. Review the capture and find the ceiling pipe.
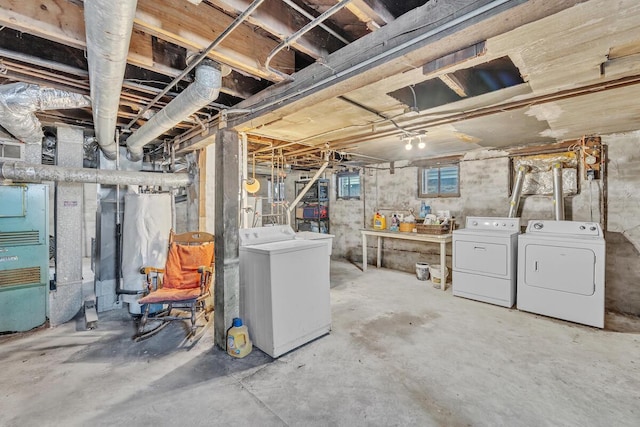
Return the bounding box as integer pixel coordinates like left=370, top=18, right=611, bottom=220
left=265, top=0, right=354, bottom=81
left=84, top=0, right=138, bottom=160
left=280, top=0, right=350, bottom=45
left=0, top=161, right=191, bottom=187
left=172, top=0, right=512, bottom=149
left=123, top=0, right=265, bottom=131
left=0, top=83, right=91, bottom=144
left=552, top=163, right=565, bottom=221
left=125, top=61, right=222, bottom=161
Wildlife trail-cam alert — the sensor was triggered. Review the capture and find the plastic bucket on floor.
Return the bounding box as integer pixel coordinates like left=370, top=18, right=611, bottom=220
left=416, top=262, right=430, bottom=281
left=429, top=265, right=449, bottom=289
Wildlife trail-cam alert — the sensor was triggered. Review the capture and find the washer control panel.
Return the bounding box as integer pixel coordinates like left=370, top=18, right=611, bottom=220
left=525, top=220, right=602, bottom=237
left=464, top=216, right=520, bottom=231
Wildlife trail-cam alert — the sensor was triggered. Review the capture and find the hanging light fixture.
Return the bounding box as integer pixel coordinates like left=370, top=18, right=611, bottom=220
left=245, top=153, right=260, bottom=193
left=418, top=135, right=426, bottom=149
left=405, top=139, right=413, bottom=150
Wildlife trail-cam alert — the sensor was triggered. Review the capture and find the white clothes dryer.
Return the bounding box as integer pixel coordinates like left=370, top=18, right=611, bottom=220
left=517, top=220, right=605, bottom=328
left=452, top=217, right=520, bottom=307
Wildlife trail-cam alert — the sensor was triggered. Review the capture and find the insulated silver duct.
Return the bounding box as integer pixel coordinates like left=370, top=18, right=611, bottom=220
left=0, top=161, right=191, bottom=187
left=0, top=83, right=91, bottom=144
left=552, top=163, right=565, bottom=220
left=126, top=61, right=222, bottom=161
left=508, top=165, right=528, bottom=218
left=85, top=0, right=138, bottom=160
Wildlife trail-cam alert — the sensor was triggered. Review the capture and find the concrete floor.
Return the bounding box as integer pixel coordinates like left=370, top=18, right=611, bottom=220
left=1, top=260, right=639, bottom=426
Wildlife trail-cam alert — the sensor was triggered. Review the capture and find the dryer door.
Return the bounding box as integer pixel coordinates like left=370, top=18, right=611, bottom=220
left=453, top=234, right=510, bottom=279
left=523, top=243, right=596, bottom=295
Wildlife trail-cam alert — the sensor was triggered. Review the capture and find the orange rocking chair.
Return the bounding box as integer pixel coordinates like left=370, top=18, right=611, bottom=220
left=134, top=230, right=214, bottom=341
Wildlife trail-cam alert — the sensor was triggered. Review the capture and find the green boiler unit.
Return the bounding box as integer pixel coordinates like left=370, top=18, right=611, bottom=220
left=0, top=184, right=49, bottom=332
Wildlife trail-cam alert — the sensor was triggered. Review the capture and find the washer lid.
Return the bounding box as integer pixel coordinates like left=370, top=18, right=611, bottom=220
left=239, top=225, right=296, bottom=246
left=240, top=238, right=325, bottom=254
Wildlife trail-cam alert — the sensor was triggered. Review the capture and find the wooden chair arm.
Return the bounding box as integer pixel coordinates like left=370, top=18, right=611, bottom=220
left=140, top=266, right=165, bottom=275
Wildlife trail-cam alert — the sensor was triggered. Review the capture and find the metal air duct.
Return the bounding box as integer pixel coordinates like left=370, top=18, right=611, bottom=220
left=0, top=83, right=91, bottom=144
left=0, top=161, right=190, bottom=187
left=126, top=61, right=222, bottom=161
left=552, top=163, right=565, bottom=220
left=85, top=0, right=138, bottom=160
left=508, top=165, right=528, bottom=218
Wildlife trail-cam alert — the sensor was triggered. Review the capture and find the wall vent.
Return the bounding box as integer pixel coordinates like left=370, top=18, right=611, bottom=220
left=0, top=139, right=25, bottom=162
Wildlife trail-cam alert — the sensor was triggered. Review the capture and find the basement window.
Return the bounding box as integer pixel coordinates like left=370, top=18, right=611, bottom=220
left=418, top=163, right=460, bottom=198
left=336, top=171, right=360, bottom=200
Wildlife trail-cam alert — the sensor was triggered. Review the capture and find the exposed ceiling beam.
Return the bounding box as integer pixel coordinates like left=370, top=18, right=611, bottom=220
left=134, top=0, right=294, bottom=81
left=0, top=0, right=294, bottom=82
left=207, top=0, right=343, bottom=59
left=439, top=74, right=468, bottom=97
left=345, top=0, right=393, bottom=30
left=226, top=0, right=530, bottom=130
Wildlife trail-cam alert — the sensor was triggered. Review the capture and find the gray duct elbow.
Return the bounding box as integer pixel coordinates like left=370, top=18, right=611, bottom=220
left=0, top=83, right=91, bottom=145
left=126, top=62, right=222, bottom=161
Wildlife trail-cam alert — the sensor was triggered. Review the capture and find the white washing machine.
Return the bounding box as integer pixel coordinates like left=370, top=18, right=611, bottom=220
left=296, top=231, right=334, bottom=274
left=517, top=220, right=605, bottom=328
left=452, top=217, right=520, bottom=307
left=239, top=225, right=331, bottom=358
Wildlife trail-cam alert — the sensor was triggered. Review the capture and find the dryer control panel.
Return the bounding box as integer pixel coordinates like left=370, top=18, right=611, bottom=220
left=525, top=220, right=602, bottom=237
left=465, top=216, right=520, bottom=231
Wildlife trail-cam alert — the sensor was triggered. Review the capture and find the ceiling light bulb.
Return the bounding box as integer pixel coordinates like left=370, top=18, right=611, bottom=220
left=405, top=141, right=413, bottom=150
left=418, top=141, right=426, bottom=149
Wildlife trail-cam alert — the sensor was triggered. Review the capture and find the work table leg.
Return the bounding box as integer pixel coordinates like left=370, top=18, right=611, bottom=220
left=377, top=236, right=382, bottom=268
left=440, top=241, right=447, bottom=291
left=362, top=233, right=367, bottom=272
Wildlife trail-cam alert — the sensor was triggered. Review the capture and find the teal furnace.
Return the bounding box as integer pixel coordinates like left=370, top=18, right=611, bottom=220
left=0, top=184, right=49, bottom=332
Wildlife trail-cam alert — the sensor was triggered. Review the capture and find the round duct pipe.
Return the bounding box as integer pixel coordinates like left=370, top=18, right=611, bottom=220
left=0, top=162, right=191, bottom=187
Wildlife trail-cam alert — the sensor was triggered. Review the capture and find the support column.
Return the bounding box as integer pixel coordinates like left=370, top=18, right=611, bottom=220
left=50, top=125, right=84, bottom=326
left=200, top=144, right=215, bottom=234
left=214, top=129, right=239, bottom=349
left=185, top=152, right=200, bottom=231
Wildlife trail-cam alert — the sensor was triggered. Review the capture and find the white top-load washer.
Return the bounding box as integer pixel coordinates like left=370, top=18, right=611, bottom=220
left=517, top=220, right=605, bottom=328
left=239, top=225, right=331, bottom=358
left=452, top=217, right=520, bottom=307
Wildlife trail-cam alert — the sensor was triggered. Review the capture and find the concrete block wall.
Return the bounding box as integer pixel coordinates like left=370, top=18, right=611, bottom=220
left=601, top=131, right=640, bottom=315
left=292, top=132, right=640, bottom=316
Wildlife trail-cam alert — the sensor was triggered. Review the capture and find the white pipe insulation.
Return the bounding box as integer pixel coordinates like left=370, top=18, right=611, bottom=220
left=84, top=0, right=138, bottom=160
left=0, top=83, right=91, bottom=144
left=126, top=61, right=222, bottom=161
left=552, top=163, right=565, bottom=220
left=0, top=161, right=191, bottom=187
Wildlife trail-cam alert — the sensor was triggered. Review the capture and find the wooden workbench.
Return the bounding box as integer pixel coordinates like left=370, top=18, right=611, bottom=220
left=360, top=228, right=453, bottom=291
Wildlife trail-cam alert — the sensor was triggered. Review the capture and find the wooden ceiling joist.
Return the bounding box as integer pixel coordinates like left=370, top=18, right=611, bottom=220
left=0, top=0, right=294, bottom=83
left=134, top=0, right=293, bottom=81
left=346, top=0, right=394, bottom=31
left=207, top=0, right=343, bottom=60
